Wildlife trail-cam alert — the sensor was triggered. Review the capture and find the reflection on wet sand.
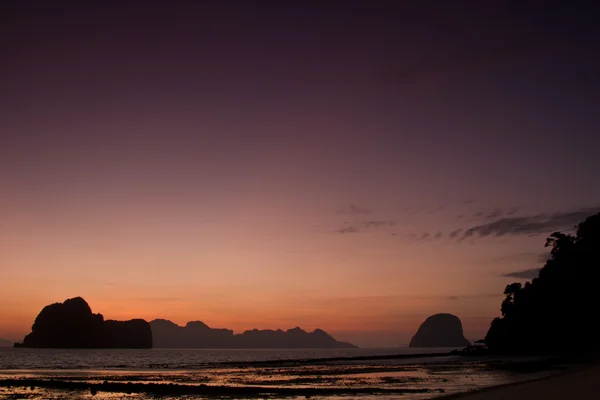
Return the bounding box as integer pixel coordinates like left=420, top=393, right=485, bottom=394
left=0, top=357, right=567, bottom=399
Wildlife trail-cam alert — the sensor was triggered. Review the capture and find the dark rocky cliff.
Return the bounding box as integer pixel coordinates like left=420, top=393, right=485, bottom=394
left=14, top=297, right=152, bottom=348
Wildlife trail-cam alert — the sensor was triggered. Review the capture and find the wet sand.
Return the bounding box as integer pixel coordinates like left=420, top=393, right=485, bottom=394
left=439, top=359, right=600, bottom=400
left=0, top=354, right=586, bottom=399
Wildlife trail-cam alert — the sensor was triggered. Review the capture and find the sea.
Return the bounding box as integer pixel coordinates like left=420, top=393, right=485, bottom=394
left=0, top=347, right=564, bottom=399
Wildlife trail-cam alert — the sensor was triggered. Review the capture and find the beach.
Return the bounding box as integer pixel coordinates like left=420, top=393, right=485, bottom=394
left=1, top=348, right=589, bottom=399
left=441, top=359, right=600, bottom=400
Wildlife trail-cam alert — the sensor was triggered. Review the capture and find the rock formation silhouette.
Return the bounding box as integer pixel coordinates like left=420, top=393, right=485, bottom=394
left=485, top=212, right=600, bottom=353
left=13, top=297, right=152, bottom=348
left=150, top=320, right=356, bottom=348
left=151, top=319, right=235, bottom=348
left=409, top=313, right=470, bottom=347
left=233, top=327, right=356, bottom=349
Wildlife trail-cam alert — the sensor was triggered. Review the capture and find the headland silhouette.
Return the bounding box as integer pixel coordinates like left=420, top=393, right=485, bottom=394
left=484, top=212, right=600, bottom=353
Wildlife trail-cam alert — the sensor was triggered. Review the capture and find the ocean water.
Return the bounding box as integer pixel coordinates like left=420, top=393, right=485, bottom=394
left=0, top=347, right=563, bottom=399
left=0, top=346, right=455, bottom=369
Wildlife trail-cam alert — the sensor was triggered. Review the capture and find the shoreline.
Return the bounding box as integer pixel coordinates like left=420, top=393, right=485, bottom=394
left=435, top=356, right=600, bottom=400
left=0, top=378, right=435, bottom=397
left=1, top=352, right=595, bottom=399
left=0, top=350, right=458, bottom=370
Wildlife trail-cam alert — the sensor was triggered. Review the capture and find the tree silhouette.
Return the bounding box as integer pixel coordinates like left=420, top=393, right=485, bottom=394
left=485, top=212, right=600, bottom=352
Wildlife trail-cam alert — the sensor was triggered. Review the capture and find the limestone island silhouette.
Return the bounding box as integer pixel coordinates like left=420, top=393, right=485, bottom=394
left=14, top=297, right=152, bottom=348
left=150, top=319, right=356, bottom=349
left=14, top=297, right=356, bottom=349
left=409, top=313, right=470, bottom=348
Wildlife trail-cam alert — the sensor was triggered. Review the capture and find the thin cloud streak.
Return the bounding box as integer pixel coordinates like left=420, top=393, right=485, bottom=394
left=449, top=229, right=463, bottom=238
left=336, top=226, right=359, bottom=234
left=493, top=252, right=544, bottom=263
left=460, top=206, right=600, bottom=240
left=503, top=268, right=541, bottom=279
left=363, top=220, right=396, bottom=228
left=335, top=220, right=396, bottom=234
left=485, top=208, right=504, bottom=220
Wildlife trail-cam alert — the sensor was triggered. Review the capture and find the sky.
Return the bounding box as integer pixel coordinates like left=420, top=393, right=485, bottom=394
left=1, top=1, right=600, bottom=347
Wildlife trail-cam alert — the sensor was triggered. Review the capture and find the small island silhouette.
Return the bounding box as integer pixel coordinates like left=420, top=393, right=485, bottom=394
left=13, top=297, right=356, bottom=349
left=150, top=319, right=356, bottom=349
left=14, top=297, right=152, bottom=349
left=13, top=214, right=599, bottom=352
left=409, top=313, right=470, bottom=348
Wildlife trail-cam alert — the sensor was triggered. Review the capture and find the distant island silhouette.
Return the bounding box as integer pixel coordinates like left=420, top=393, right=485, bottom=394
left=150, top=319, right=357, bottom=349
left=11, top=297, right=355, bottom=349
left=0, top=338, right=13, bottom=347
left=14, top=297, right=152, bottom=349
left=409, top=313, right=470, bottom=348
left=485, top=212, right=600, bottom=353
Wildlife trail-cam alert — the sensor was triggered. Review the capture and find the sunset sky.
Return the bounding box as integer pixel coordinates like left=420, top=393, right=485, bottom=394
left=1, top=1, right=599, bottom=347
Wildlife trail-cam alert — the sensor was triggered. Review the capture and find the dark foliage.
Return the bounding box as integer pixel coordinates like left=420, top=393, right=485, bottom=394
left=485, top=213, right=600, bottom=352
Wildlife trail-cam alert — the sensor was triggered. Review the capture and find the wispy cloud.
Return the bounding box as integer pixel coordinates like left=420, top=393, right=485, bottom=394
left=408, top=232, right=428, bottom=241
left=447, top=294, right=500, bottom=301
left=407, top=231, right=448, bottom=241
left=490, top=252, right=550, bottom=266
left=460, top=206, right=600, bottom=240
left=484, top=208, right=503, bottom=220
left=506, top=207, right=519, bottom=216
left=503, top=268, right=541, bottom=279
left=336, top=226, right=359, bottom=234
left=336, top=220, right=396, bottom=234
left=449, top=229, right=463, bottom=238
left=363, top=220, right=395, bottom=228
left=470, top=207, right=516, bottom=220
left=493, top=252, right=536, bottom=263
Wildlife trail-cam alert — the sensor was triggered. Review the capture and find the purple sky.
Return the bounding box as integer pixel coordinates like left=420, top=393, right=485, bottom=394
left=1, top=1, right=600, bottom=346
